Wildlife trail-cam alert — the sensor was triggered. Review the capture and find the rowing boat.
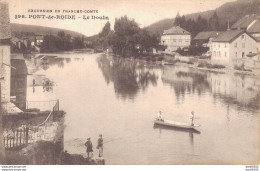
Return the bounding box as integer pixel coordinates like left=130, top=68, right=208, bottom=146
left=154, top=118, right=200, bottom=129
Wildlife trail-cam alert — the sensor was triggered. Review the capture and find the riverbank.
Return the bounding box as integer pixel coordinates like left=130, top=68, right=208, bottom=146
left=3, top=111, right=104, bottom=165
left=104, top=52, right=260, bottom=77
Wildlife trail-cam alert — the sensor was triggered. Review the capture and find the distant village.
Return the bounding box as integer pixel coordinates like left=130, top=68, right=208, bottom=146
left=160, top=14, right=260, bottom=73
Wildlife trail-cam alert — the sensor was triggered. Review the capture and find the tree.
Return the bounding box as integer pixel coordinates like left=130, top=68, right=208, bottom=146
left=58, top=31, right=65, bottom=38
left=110, top=16, right=140, bottom=57
left=209, top=11, right=220, bottom=31
left=108, top=15, right=158, bottom=57
left=99, top=22, right=111, bottom=38
left=173, top=12, right=181, bottom=26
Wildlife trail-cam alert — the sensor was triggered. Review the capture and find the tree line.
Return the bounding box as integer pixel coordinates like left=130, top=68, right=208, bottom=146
left=174, top=10, right=224, bottom=38
left=40, top=31, right=84, bottom=53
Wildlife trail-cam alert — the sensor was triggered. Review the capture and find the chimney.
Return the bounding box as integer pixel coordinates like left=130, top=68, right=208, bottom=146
left=227, top=18, right=230, bottom=31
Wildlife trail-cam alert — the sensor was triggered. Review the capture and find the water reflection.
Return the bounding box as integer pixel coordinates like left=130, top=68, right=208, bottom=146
left=33, top=56, right=71, bottom=71
left=97, top=55, right=158, bottom=99
left=162, top=66, right=260, bottom=112
left=162, top=67, right=210, bottom=100
left=153, top=124, right=200, bottom=147
left=208, top=73, right=260, bottom=112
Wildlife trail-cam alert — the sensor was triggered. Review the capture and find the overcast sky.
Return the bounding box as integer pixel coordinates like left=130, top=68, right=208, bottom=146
left=5, top=0, right=235, bottom=36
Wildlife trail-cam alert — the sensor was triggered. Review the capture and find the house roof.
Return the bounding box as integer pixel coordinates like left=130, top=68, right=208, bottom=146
left=247, top=20, right=260, bottom=33
left=36, top=35, right=44, bottom=40
left=212, top=30, right=246, bottom=43
left=11, top=36, right=21, bottom=43
left=28, top=36, right=36, bottom=42
left=163, top=26, right=190, bottom=35
left=193, top=31, right=221, bottom=40
left=0, top=2, right=11, bottom=40
left=231, top=14, right=260, bottom=30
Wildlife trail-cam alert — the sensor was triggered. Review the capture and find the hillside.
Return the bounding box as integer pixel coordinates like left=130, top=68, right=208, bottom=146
left=10, top=23, right=85, bottom=37
left=146, top=0, right=260, bottom=35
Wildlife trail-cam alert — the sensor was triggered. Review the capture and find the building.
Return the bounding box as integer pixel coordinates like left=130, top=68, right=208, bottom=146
left=231, top=14, right=260, bottom=31
left=11, top=37, right=22, bottom=49
left=0, top=2, right=23, bottom=115
left=211, top=30, right=258, bottom=66
left=161, top=26, right=191, bottom=53
left=10, top=57, right=28, bottom=111
left=0, top=2, right=11, bottom=103
left=35, top=35, right=44, bottom=46
left=231, top=14, right=260, bottom=52
left=193, top=31, right=221, bottom=51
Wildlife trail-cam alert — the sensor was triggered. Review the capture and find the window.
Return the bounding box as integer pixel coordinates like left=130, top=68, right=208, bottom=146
left=242, top=43, right=245, bottom=48
left=225, top=44, right=227, bottom=48
left=218, top=43, right=220, bottom=48
left=225, top=52, right=227, bottom=57
left=214, top=51, right=216, bottom=57
left=173, top=39, right=176, bottom=42
left=234, top=42, right=237, bottom=48
left=179, top=39, right=182, bottom=42
left=241, top=35, right=245, bottom=39
left=235, top=52, right=237, bottom=57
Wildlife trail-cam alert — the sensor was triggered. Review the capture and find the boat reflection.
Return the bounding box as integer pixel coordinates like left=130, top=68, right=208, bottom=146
left=153, top=124, right=201, bottom=134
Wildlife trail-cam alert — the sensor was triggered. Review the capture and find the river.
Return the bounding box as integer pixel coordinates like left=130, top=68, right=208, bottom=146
left=25, top=51, right=260, bottom=164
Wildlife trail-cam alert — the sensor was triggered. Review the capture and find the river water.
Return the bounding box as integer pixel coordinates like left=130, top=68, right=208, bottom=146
left=26, top=51, right=260, bottom=164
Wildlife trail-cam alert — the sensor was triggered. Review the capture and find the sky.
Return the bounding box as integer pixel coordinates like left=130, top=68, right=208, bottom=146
left=4, top=0, right=235, bottom=36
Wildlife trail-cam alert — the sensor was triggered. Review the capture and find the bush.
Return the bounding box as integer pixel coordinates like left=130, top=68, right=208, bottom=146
left=234, top=65, right=252, bottom=72
left=198, top=62, right=225, bottom=69
left=156, top=57, right=164, bottom=61
left=211, top=64, right=225, bottom=69
left=198, top=63, right=206, bottom=68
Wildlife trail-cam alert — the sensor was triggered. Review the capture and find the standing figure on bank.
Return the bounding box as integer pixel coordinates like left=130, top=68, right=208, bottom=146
left=157, top=110, right=164, bottom=121
left=97, top=134, right=103, bottom=157
left=190, top=111, right=194, bottom=126
left=85, top=138, right=93, bottom=158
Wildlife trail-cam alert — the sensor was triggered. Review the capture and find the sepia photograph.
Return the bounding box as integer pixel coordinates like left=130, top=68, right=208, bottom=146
left=0, top=0, right=260, bottom=167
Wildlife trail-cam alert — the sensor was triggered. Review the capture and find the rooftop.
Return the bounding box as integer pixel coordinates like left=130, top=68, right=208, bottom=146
left=231, top=14, right=260, bottom=30
left=163, top=26, right=190, bottom=35
left=247, top=20, right=260, bottom=33
left=193, top=31, right=221, bottom=40
left=0, top=2, right=11, bottom=40
left=212, top=30, right=245, bottom=43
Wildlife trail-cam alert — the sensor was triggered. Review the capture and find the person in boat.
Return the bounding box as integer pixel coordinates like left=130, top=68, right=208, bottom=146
left=97, top=134, right=103, bottom=157
left=190, top=111, right=194, bottom=126
left=157, top=111, right=164, bottom=121
left=85, top=138, right=93, bottom=158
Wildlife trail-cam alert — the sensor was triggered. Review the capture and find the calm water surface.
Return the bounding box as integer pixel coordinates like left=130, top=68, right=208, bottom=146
left=26, top=51, right=260, bottom=164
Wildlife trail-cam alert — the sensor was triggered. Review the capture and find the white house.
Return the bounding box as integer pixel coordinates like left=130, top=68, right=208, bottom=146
left=231, top=14, right=260, bottom=54
left=211, top=30, right=258, bottom=66
left=161, top=26, right=191, bottom=53
left=35, top=35, right=44, bottom=46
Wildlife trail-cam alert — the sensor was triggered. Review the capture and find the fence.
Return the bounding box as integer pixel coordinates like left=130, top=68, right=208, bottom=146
left=4, top=100, right=60, bottom=150
left=4, top=127, right=29, bottom=150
